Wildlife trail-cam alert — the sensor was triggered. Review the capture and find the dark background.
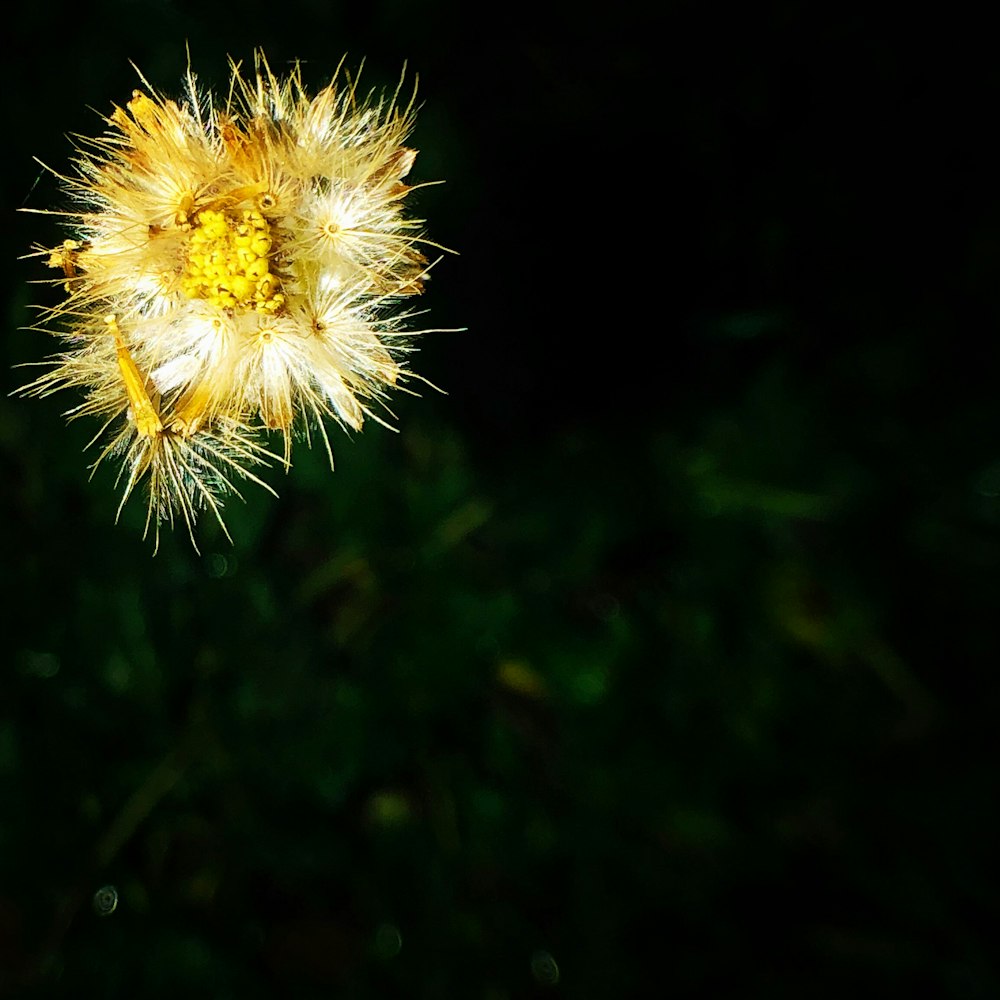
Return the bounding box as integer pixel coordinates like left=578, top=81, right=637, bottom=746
left=2, top=3, right=999, bottom=997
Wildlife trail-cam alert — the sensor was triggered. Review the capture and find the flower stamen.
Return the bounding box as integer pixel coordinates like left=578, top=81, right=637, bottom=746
left=181, top=208, right=285, bottom=314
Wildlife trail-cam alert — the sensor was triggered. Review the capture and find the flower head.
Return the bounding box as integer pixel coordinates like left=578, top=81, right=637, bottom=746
left=22, top=52, right=446, bottom=549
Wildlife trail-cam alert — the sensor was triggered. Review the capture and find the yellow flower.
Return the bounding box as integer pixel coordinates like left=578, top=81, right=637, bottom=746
left=22, top=52, right=447, bottom=550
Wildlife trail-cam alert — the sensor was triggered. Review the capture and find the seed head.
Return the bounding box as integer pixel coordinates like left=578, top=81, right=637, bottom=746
left=21, top=52, right=447, bottom=550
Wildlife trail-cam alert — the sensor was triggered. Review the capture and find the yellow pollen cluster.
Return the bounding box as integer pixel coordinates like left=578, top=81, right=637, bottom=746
left=181, top=208, right=284, bottom=313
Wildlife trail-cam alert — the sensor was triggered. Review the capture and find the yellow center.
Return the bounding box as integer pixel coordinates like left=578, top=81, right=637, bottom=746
left=181, top=209, right=285, bottom=314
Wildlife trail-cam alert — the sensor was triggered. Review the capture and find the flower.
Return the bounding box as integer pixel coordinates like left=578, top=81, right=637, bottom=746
left=22, top=52, right=446, bottom=550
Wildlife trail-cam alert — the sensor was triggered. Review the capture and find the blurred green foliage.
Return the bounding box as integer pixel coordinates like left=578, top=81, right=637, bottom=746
left=2, top=3, right=1000, bottom=997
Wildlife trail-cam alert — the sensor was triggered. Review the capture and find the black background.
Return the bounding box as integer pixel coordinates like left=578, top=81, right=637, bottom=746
left=2, top=3, right=999, bottom=997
